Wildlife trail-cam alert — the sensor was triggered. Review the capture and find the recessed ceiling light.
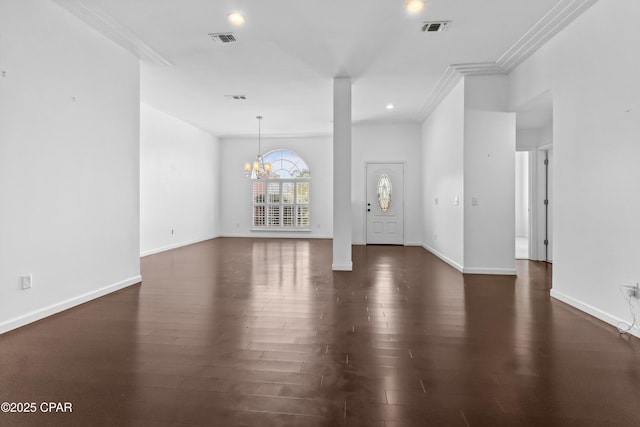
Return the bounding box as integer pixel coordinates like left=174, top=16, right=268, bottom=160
left=405, top=0, right=425, bottom=14
left=227, top=11, right=245, bottom=26
left=386, top=104, right=395, bottom=110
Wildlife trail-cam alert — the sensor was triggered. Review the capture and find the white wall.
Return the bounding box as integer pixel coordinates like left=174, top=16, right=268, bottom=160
left=463, top=111, right=516, bottom=273
left=463, top=75, right=516, bottom=274
left=465, top=75, right=510, bottom=112
left=219, top=135, right=333, bottom=238
left=219, top=123, right=421, bottom=243
left=0, top=0, right=140, bottom=333
left=421, top=80, right=465, bottom=270
left=539, top=125, right=553, bottom=147
left=516, top=126, right=553, bottom=151
left=140, top=103, right=220, bottom=256
left=352, top=123, right=422, bottom=245
left=421, top=76, right=516, bottom=274
left=516, top=129, right=540, bottom=151
left=509, top=0, right=640, bottom=335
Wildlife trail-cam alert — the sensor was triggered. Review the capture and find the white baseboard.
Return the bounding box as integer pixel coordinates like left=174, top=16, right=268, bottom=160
left=220, top=233, right=333, bottom=239
left=140, top=235, right=218, bottom=257
left=463, top=267, right=517, bottom=275
left=332, top=262, right=353, bottom=271
left=421, top=244, right=464, bottom=273
left=420, top=244, right=516, bottom=275
left=0, top=275, right=141, bottom=335
left=405, top=241, right=423, bottom=247
left=551, top=289, right=640, bottom=338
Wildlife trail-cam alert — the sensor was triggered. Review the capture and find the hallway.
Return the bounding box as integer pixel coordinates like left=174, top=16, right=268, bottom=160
left=1, top=238, right=639, bottom=426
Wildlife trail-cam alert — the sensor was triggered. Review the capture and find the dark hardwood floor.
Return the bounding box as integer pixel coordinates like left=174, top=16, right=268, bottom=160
left=1, top=238, right=639, bottom=426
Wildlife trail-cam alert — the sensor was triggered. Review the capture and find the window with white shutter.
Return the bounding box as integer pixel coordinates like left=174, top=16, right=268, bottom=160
left=251, top=150, right=310, bottom=231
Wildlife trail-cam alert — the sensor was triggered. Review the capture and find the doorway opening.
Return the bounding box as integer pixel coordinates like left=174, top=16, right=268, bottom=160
left=542, top=148, right=553, bottom=262
left=514, top=90, right=553, bottom=263
left=515, top=151, right=530, bottom=259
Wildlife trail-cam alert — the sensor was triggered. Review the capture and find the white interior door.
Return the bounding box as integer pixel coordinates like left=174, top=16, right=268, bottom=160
left=366, top=163, right=404, bottom=245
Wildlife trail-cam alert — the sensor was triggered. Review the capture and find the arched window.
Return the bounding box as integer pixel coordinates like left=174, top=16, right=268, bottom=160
left=262, top=149, right=310, bottom=179
left=252, top=150, right=311, bottom=230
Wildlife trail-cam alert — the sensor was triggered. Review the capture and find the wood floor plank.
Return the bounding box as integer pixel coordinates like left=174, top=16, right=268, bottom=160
left=1, top=237, right=639, bottom=426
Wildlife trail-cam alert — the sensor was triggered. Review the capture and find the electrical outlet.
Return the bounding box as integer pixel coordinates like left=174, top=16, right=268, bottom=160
left=21, top=274, right=32, bottom=290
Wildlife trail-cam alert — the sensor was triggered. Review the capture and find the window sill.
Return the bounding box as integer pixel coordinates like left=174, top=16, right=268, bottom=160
left=251, top=228, right=312, bottom=232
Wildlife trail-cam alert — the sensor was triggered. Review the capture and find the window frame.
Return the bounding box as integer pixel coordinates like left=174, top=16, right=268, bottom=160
left=251, top=178, right=311, bottom=232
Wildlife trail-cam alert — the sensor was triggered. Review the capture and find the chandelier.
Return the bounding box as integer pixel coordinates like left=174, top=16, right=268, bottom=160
left=244, top=115, right=273, bottom=179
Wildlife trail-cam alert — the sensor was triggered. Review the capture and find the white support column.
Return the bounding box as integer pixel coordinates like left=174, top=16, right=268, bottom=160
left=332, top=77, right=352, bottom=271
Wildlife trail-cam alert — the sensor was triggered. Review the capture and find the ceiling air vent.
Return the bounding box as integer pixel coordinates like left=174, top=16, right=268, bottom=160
left=421, top=21, right=450, bottom=32
left=225, top=95, right=246, bottom=100
left=209, top=32, right=236, bottom=43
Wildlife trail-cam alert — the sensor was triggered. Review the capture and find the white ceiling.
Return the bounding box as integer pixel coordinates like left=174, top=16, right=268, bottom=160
left=52, top=0, right=591, bottom=137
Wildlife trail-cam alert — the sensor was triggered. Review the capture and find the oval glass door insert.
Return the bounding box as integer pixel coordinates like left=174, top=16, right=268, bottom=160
left=377, top=173, right=392, bottom=213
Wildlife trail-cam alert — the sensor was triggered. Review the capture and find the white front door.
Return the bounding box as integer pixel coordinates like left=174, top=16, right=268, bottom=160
left=366, top=163, right=404, bottom=245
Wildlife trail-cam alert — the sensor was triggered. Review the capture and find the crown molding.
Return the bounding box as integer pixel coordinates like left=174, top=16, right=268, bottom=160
left=415, top=65, right=461, bottom=121
left=451, top=62, right=506, bottom=76
left=416, top=62, right=505, bottom=120
left=221, top=132, right=333, bottom=140
left=51, top=0, right=173, bottom=66
left=417, top=0, right=599, bottom=121
left=497, top=0, right=599, bottom=71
